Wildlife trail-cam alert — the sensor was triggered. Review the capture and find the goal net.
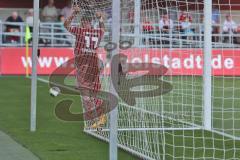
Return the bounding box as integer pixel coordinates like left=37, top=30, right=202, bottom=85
left=72, top=0, right=240, bottom=159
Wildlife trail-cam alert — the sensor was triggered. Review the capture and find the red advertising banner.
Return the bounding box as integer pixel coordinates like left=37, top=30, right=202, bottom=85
left=0, top=48, right=74, bottom=75
left=0, top=47, right=240, bottom=76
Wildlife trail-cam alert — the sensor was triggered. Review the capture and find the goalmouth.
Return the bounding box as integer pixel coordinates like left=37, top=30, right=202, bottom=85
left=72, top=0, right=240, bottom=159
left=28, top=0, right=240, bottom=159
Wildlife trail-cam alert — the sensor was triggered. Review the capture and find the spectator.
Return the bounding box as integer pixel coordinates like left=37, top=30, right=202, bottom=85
left=5, top=11, right=23, bottom=43
left=179, top=11, right=192, bottom=22
left=179, top=11, right=193, bottom=33
left=179, top=11, right=194, bottom=40
left=26, top=9, right=41, bottom=43
left=223, top=14, right=237, bottom=34
left=158, top=13, right=174, bottom=45
left=235, top=26, right=240, bottom=44
left=200, top=14, right=204, bottom=32
left=61, top=0, right=73, bottom=19
left=42, top=0, right=58, bottom=22
left=26, top=9, right=34, bottom=32
left=212, top=5, right=220, bottom=24
left=58, top=15, right=65, bottom=24
left=142, top=17, right=154, bottom=45
left=142, top=18, right=154, bottom=33
left=199, top=14, right=204, bottom=41
left=128, top=8, right=134, bottom=33
left=212, top=5, right=220, bottom=42
left=223, top=14, right=237, bottom=43
left=56, top=15, right=67, bottom=44
left=159, top=13, right=173, bottom=33
left=41, top=0, right=58, bottom=44
left=25, top=9, right=34, bottom=43
left=128, top=9, right=134, bottom=24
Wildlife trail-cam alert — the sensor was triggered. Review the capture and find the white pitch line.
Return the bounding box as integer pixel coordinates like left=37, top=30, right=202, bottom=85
left=31, top=77, right=240, bottom=141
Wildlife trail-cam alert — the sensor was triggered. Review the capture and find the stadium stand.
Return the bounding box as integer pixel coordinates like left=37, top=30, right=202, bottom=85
left=0, top=0, right=240, bottom=47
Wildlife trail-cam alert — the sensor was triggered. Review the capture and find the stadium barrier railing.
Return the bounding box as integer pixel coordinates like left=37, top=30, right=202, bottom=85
left=0, top=21, right=240, bottom=48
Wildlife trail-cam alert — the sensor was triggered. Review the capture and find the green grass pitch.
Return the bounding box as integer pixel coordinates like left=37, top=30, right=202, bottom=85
left=0, top=76, right=240, bottom=159
left=0, top=76, right=136, bottom=160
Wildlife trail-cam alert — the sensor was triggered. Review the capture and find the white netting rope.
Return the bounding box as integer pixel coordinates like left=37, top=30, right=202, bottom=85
left=71, top=0, right=240, bottom=159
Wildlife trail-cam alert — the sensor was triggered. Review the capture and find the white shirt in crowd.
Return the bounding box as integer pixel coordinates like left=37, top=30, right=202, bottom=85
left=223, top=20, right=237, bottom=33
left=42, top=5, right=58, bottom=22
left=26, top=16, right=33, bottom=27
left=26, top=16, right=40, bottom=27
left=159, top=19, right=173, bottom=30
left=61, top=6, right=73, bottom=19
left=180, top=21, right=192, bottom=30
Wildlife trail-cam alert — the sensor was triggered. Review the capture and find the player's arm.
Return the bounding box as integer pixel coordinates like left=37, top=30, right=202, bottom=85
left=96, top=12, right=105, bottom=32
left=99, top=17, right=105, bottom=32
left=64, top=7, right=80, bottom=32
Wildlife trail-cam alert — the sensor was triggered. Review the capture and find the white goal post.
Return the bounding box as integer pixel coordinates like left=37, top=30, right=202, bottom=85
left=30, top=0, right=40, bottom=132
left=72, top=0, right=240, bottom=159
left=203, top=0, right=212, bottom=131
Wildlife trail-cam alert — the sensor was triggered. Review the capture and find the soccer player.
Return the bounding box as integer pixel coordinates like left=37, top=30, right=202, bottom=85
left=64, top=6, right=106, bottom=128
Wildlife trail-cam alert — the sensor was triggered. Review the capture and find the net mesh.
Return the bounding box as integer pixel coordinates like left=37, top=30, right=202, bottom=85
left=71, top=0, right=240, bottom=159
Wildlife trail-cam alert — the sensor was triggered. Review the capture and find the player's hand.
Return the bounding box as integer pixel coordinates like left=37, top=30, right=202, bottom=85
left=73, top=6, right=81, bottom=15
left=96, top=11, right=104, bottom=21
left=99, top=16, right=104, bottom=23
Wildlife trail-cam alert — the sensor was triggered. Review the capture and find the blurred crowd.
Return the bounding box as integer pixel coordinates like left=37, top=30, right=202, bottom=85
left=1, top=0, right=240, bottom=45
left=129, top=5, right=240, bottom=45
left=3, top=0, right=73, bottom=44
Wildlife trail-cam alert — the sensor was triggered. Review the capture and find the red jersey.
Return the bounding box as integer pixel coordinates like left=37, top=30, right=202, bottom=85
left=69, top=26, right=104, bottom=55
left=69, top=26, right=104, bottom=121
left=68, top=26, right=104, bottom=90
left=128, top=10, right=134, bottom=23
